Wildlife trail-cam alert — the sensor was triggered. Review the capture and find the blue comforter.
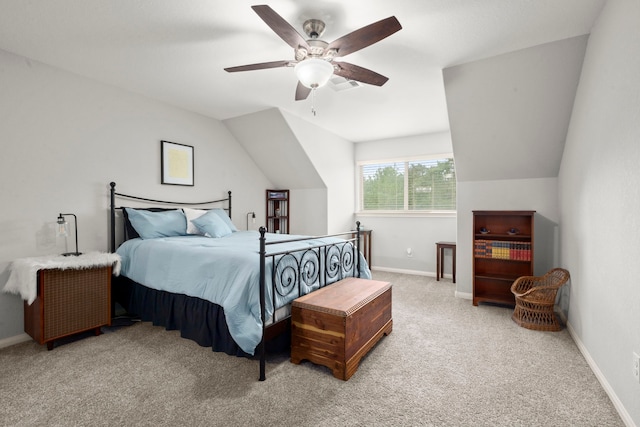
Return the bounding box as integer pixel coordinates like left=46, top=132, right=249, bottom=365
left=117, top=231, right=370, bottom=355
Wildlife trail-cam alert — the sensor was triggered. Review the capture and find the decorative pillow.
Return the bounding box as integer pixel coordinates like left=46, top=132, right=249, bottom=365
left=211, top=208, right=238, bottom=232
left=191, top=210, right=233, bottom=238
left=182, top=208, right=207, bottom=235
left=124, top=208, right=187, bottom=239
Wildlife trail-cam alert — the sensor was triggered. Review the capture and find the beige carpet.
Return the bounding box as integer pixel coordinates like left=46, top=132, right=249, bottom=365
left=0, top=272, right=623, bottom=426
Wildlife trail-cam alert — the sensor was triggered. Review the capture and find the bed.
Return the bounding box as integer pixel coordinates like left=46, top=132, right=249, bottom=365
left=108, top=182, right=370, bottom=380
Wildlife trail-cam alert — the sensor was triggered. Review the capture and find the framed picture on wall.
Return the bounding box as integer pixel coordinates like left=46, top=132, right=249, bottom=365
left=161, top=140, right=194, bottom=186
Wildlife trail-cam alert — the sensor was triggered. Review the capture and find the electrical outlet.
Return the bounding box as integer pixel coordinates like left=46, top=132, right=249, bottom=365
left=633, top=352, right=640, bottom=383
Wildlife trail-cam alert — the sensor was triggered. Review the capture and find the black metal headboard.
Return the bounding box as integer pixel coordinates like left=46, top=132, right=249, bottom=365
left=109, top=182, right=232, bottom=252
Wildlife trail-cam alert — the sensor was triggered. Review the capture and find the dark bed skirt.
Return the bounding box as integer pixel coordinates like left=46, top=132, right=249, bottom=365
left=114, top=276, right=251, bottom=357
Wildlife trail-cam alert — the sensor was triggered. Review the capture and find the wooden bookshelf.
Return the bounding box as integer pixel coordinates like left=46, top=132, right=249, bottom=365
left=472, top=210, right=535, bottom=307
left=266, top=189, right=289, bottom=234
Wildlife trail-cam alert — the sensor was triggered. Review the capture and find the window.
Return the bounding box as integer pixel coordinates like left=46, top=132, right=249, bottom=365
left=358, top=156, right=456, bottom=214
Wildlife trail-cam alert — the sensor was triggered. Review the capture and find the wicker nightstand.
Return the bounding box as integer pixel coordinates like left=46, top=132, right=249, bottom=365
left=18, top=256, right=116, bottom=350
left=24, top=266, right=112, bottom=350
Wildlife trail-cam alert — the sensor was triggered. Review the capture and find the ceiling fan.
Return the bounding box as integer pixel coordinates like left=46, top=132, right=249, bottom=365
left=224, top=5, right=402, bottom=101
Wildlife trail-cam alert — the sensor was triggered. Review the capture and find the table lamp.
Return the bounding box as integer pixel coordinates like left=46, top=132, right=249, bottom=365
left=57, top=213, right=81, bottom=256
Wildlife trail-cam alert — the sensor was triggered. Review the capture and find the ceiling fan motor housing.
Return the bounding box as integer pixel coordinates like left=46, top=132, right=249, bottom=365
left=303, top=19, right=326, bottom=38
left=296, top=39, right=331, bottom=61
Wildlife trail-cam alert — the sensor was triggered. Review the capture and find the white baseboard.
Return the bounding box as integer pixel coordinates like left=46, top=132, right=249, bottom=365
left=455, top=291, right=472, bottom=300
left=566, top=322, right=636, bottom=427
left=0, top=333, right=31, bottom=349
left=370, top=266, right=456, bottom=282
left=371, top=266, right=434, bottom=276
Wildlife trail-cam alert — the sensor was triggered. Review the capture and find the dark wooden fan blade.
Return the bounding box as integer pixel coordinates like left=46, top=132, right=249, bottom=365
left=327, top=16, right=401, bottom=57
left=224, top=60, right=291, bottom=72
left=252, top=5, right=310, bottom=50
left=333, top=62, right=389, bottom=86
left=295, top=81, right=312, bottom=101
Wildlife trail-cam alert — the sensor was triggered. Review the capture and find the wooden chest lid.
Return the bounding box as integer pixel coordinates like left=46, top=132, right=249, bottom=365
left=292, top=277, right=391, bottom=317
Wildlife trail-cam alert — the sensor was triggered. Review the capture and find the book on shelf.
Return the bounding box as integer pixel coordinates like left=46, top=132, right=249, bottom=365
left=474, top=240, right=530, bottom=261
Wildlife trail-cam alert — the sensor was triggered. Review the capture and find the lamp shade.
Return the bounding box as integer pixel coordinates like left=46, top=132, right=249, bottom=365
left=56, top=215, right=69, bottom=236
left=295, top=58, right=334, bottom=89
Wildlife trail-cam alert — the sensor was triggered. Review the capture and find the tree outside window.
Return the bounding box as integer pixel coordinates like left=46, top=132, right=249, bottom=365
left=360, top=157, right=456, bottom=212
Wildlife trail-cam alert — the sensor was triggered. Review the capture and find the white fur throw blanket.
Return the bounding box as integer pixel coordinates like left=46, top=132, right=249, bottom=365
left=3, top=252, right=121, bottom=305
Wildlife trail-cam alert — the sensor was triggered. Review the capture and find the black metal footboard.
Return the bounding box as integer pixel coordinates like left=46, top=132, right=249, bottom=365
left=257, top=223, right=362, bottom=381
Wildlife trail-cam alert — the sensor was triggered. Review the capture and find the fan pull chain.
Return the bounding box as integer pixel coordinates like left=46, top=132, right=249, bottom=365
left=311, top=88, right=317, bottom=116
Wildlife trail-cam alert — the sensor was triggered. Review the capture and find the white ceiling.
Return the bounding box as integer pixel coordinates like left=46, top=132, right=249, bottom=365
left=0, top=0, right=605, bottom=142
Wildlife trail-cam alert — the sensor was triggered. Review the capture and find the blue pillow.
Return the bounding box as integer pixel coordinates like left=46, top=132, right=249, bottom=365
left=191, top=210, right=233, bottom=238
left=211, top=208, right=238, bottom=232
left=125, top=208, right=187, bottom=239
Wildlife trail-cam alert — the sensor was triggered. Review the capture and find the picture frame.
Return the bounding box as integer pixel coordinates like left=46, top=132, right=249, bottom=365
left=161, top=140, right=194, bottom=186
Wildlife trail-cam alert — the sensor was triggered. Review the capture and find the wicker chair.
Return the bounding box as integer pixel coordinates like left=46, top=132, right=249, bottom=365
left=510, top=268, right=570, bottom=331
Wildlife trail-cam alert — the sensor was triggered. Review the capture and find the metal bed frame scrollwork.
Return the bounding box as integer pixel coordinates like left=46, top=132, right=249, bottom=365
left=109, top=182, right=362, bottom=381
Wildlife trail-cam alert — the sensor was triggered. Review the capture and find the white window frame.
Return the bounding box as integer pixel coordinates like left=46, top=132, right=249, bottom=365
left=356, top=154, right=457, bottom=218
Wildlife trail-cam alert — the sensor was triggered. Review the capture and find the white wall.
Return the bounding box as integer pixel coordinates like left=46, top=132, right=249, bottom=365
left=559, top=0, right=640, bottom=424
left=289, top=188, right=328, bottom=236
left=282, top=111, right=355, bottom=234
left=0, top=49, right=270, bottom=341
left=354, top=132, right=457, bottom=275
left=223, top=109, right=330, bottom=235
left=455, top=178, right=559, bottom=297
left=444, top=36, right=589, bottom=182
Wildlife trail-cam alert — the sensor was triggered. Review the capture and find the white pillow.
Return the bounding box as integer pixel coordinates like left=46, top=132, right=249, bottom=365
left=182, top=208, right=207, bottom=235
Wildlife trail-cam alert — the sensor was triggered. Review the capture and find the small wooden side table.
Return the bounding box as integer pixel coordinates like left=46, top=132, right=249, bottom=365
left=352, top=229, right=372, bottom=267
left=436, top=241, right=456, bottom=283
left=6, top=253, right=120, bottom=350
left=25, top=266, right=113, bottom=350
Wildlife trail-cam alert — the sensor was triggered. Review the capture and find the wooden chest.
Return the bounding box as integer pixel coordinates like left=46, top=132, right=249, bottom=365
left=290, top=277, right=392, bottom=380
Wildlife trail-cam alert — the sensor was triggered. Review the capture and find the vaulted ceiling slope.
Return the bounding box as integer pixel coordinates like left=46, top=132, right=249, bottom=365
left=0, top=1, right=606, bottom=143
left=224, top=108, right=325, bottom=190
left=444, top=36, right=589, bottom=182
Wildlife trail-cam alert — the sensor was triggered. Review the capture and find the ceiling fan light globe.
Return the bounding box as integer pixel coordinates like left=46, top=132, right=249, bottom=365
left=295, top=58, right=334, bottom=89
